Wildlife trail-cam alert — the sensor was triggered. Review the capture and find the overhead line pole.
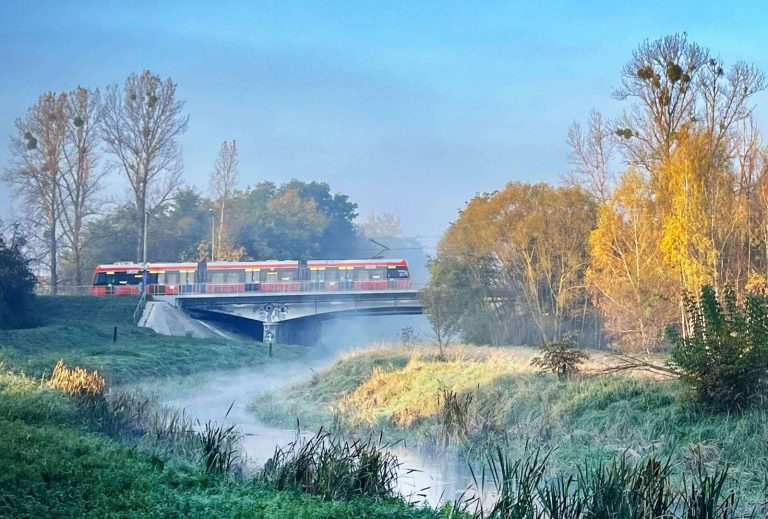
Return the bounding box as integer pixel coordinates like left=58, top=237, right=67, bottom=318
left=211, top=212, right=215, bottom=262
left=142, top=211, right=148, bottom=296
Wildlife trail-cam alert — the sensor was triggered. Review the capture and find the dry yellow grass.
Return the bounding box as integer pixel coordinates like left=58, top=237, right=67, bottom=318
left=50, top=359, right=107, bottom=398
left=337, top=343, right=668, bottom=427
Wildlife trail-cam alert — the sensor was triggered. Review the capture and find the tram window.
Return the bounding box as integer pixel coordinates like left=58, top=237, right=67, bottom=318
left=209, top=271, right=226, bottom=284
left=324, top=268, right=338, bottom=281
left=112, top=271, right=146, bottom=285
left=370, top=267, right=386, bottom=280
left=228, top=269, right=245, bottom=283
left=280, top=268, right=297, bottom=281
left=354, top=268, right=370, bottom=281
left=310, top=269, right=325, bottom=281
left=166, top=271, right=180, bottom=284
left=387, top=267, right=410, bottom=279
left=94, top=272, right=110, bottom=285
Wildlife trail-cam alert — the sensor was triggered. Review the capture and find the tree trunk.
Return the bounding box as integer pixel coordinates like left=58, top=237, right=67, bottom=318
left=50, top=204, right=57, bottom=295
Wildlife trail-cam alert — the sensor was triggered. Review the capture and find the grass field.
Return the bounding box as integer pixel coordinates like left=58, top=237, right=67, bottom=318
left=249, top=344, right=768, bottom=503
left=0, top=296, right=303, bottom=382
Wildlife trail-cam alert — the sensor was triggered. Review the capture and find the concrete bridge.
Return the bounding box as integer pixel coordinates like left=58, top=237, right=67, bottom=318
left=154, top=288, right=423, bottom=345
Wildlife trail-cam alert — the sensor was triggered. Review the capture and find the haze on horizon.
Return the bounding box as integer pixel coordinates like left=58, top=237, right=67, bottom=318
left=1, top=0, right=767, bottom=242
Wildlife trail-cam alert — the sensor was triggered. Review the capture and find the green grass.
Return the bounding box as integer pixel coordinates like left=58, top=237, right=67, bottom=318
left=249, top=344, right=768, bottom=503
left=0, top=298, right=447, bottom=518
left=249, top=345, right=412, bottom=426
left=0, top=369, right=443, bottom=518
left=0, top=296, right=303, bottom=383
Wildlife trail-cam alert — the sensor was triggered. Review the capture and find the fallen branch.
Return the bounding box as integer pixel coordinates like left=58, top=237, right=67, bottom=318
left=584, top=353, right=678, bottom=379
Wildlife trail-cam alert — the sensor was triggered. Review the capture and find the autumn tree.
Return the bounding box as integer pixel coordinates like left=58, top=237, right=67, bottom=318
left=4, top=92, right=68, bottom=294
left=587, top=169, right=677, bottom=351
left=100, top=70, right=188, bottom=262
left=571, top=33, right=766, bottom=350
left=59, top=87, right=105, bottom=286
left=435, top=183, right=597, bottom=345
left=209, top=140, right=238, bottom=261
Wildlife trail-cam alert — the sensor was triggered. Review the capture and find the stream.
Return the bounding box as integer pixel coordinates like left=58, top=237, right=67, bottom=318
left=135, top=340, right=480, bottom=507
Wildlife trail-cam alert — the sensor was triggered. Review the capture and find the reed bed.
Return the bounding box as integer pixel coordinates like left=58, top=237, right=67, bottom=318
left=453, top=448, right=758, bottom=519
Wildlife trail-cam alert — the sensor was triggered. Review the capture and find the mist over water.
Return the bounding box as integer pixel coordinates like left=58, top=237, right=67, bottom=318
left=137, top=313, right=480, bottom=506
left=314, top=314, right=432, bottom=352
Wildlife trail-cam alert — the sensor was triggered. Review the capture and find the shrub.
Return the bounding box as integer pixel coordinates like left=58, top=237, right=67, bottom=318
left=668, top=285, right=768, bottom=410
left=0, top=226, right=36, bottom=329
left=531, top=334, right=590, bottom=380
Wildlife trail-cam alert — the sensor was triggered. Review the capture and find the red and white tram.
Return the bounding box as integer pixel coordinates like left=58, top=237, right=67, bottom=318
left=90, top=259, right=412, bottom=296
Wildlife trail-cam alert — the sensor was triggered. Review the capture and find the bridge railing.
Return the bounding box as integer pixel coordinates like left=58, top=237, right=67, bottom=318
left=51, top=281, right=425, bottom=297
left=151, top=280, right=422, bottom=296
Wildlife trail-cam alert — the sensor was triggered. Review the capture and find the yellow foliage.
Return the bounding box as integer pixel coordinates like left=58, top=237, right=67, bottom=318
left=50, top=360, right=106, bottom=398
left=586, top=169, right=677, bottom=350
left=657, top=130, right=716, bottom=291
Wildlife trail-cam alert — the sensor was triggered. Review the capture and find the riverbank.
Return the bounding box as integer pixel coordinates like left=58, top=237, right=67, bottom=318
left=0, top=296, right=305, bottom=381
left=249, top=344, right=768, bottom=503
left=0, top=296, right=447, bottom=517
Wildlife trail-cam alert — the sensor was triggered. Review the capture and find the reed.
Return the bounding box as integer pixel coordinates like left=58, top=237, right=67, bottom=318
left=457, top=447, right=755, bottom=519
left=200, top=403, right=242, bottom=476
left=259, top=428, right=402, bottom=501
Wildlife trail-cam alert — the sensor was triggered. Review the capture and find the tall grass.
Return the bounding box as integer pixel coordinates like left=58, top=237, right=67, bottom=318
left=454, top=447, right=756, bottom=519
left=437, top=386, right=472, bottom=449
left=200, top=403, right=242, bottom=476
left=259, top=428, right=402, bottom=501
left=49, top=359, right=106, bottom=399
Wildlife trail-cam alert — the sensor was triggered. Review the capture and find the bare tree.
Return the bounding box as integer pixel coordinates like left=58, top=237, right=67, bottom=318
left=59, top=87, right=106, bottom=286
left=699, top=59, right=765, bottom=161
left=3, top=92, right=68, bottom=294
left=100, top=70, right=188, bottom=262
left=420, top=283, right=461, bottom=356
left=565, top=110, right=617, bottom=202
left=613, top=33, right=708, bottom=172
left=208, top=140, right=238, bottom=260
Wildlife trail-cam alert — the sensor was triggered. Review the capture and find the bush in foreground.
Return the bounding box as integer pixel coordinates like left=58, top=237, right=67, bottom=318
left=0, top=227, right=36, bottom=329
left=668, top=285, right=768, bottom=410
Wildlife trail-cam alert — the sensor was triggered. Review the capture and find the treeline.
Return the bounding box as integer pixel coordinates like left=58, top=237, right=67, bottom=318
left=2, top=71, right=405, bottom=292
left=429, top=34, right=768, bottom=351
left=88, top=180, right=361, bottom=266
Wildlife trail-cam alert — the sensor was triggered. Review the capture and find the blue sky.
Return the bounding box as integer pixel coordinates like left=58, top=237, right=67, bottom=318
left=1, top=1, right=767, bottom=242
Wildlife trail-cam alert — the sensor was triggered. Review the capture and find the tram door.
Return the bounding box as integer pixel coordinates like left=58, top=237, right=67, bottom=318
left=196, top=261, right=207, bottom=293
